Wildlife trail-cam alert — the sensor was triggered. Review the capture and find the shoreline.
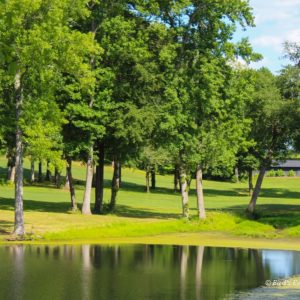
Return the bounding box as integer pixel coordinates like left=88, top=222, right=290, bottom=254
left=2, top=232, right=300, bottom=251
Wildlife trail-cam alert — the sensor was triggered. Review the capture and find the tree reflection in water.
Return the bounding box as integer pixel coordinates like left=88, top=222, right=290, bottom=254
left=0, top=244, right=298, bottom=300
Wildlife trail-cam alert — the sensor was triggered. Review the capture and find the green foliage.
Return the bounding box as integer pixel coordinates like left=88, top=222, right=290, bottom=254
left=267, top=170, right=276, bottom=177
left=275, top=169, right=285, bottom=177
left=288, top=170, right=296, bottom=177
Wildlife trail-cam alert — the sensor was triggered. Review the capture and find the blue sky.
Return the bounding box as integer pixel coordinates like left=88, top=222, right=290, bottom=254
left=235, top=0, right=300, bottom=73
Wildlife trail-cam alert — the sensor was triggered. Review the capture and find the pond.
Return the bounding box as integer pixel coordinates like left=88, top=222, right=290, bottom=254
left=0, top=244, right=299, bottom=300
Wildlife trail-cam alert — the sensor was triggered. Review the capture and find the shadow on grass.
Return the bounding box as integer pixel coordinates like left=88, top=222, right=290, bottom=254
left=253, top=204, right=300, bottom=229
left=0, top=220, right=13, bottom=235
left=0, top=197, right=180, bottom=219
left=113, top=204, right=179, bottom=219
left=223, top=203, right=300, bottom=230
left=0, top=197, right=71, bottom=213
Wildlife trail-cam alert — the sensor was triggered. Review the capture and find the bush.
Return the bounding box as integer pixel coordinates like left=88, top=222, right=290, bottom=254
left=275, top=169, right=285, bottom=177
left=267, top=170, right=276, bottom=177
left=288, top=170, right=296, bottom=177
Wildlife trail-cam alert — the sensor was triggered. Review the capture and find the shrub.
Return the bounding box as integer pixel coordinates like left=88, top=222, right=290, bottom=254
left=267, top=170, right=276, bottom=177
left=275, top=169, right=285, bottom=177
left=288, top=170, right=296, bottom=177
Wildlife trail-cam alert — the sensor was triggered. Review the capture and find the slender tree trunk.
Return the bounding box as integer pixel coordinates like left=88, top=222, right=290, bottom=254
left=65, top=166, right=70, bottom=189
left=146, top=166, right=150, bottom=193
left=174, top=166, right=179, bottom=192
left=92, top=165, right=96, bottom=188
left=247, top=165, right=266, bottom=214
left=82, top=147, right=93, bottom=215
left=94, top=142, right=104, bottom=214
left=7, top=155, right=16, bottom=183
left=119, top=163, right=122, bottom=188
left=38, top=161, right=42, bottom=183
left=7, top=164, right=12, bottom=181
left=179, top=165, right=189, bottom=218
left=151, top=169, right=156, bottom=190
left=248, top=168, right=253, bottom=196
left=8, top=165, right=16, bottom=183
left=45, top=161, right=51, bottom=181
left=30, top=161, right=35, bottom=183
left=110, top=159, right=120, bottom=211
left=196, top=165, right=206, bottom=220
left=235, top=167, right=239, bottom=183
left=67, top=159, right=77, bottom=211
left=14, top=70, right=25, bottom=236
left=54, top=168, right=61, bottom=188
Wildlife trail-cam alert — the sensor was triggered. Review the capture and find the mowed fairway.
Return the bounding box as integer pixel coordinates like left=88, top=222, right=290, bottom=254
left=0, top=156, right=300, bottom=248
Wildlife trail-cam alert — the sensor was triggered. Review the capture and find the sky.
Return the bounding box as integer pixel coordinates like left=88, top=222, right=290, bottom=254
left=235, top=0, right=300, bottom=73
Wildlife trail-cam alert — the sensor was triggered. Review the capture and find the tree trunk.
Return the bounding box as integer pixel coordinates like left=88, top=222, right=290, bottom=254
left=146, top=167, right=150, bottom=193
left=119, top=163, right=122, bottom=188
left=151, top=169, right=156, bottom=190
left=30, top=161, right=35, bottom=183
left=179, top=166, right=189, bottom=218
left=247, top=165, right=266, bottom=214
left=174, top=166, right=179, bottom=192
left=248, top=168, right=253, bottom=196
left=45, top=161, right=51, bottom=181
left=7, top=155, right=16, bottom=183
left=92, top=165, right=96, bottom=188
left=38, top=161, right=42, bottom=183
left=54, top=168, right=60, bottom=188
left=14, top=70, right=25, bottom=236
left=110, top=159, right=120, bottom=211
left=67, top=159, right=77, bottom=211
left=8, top=165, right=16, bottom=183
left=94, top=142, right=104, bottom=214
left=196, top=165, right=206, bottom=220
left=82, top=147, right=93, bottom=215
left=65, top=166, right=70, bottom=189
left=235, top=167, right=239, bottom=183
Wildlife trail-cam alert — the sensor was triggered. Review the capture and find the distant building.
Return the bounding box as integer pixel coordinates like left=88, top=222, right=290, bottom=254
left=268, top=159, right=300, bottom=176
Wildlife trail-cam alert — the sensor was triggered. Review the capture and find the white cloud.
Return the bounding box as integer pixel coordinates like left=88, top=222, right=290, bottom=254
left=251, top=29, right=300, bottom=51
left=286, top=29, right=300, bottom=43
left=235, top=0, right=300, bottom=72
left=252, top=36, right=283, bottom=49
left=250, top=0, right=300, bottom=25
left=250, top=57, right=270, bottom=70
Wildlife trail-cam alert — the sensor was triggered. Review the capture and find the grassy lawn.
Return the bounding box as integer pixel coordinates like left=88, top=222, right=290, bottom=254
left=0, top=156, right=300, bottom=249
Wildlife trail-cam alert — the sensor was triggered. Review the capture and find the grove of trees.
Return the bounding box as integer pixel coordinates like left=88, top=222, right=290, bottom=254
left=0, top=0, right=299, bottom=236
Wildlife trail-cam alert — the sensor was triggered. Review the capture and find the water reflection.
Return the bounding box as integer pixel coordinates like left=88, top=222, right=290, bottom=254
left=0, top=245, right=299, bottom=300
left=262, top=250, right=300, bottom=278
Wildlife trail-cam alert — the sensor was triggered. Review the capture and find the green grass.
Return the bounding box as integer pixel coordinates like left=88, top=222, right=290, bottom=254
left=1, top=156, right=300, bottom=249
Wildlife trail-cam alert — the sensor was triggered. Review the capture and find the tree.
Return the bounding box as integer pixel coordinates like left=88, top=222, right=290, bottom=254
left=138, top=145, right=170, bottom=193
left=0, top=0, right=96, bottom=235
left=284, top=42, right=300, bottom=67
left=279, top=42, right=300, bottom=176
left=149, top=0, right=258, bottom=218
left=246, top=68, right=292, bottom=214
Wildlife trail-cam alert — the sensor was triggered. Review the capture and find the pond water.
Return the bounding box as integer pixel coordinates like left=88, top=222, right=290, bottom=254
left=0, top=244, right=299, bottom=300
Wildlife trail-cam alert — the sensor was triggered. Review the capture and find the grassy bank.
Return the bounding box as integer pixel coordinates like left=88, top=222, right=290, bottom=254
left=0, top=156, right=300, bottom=249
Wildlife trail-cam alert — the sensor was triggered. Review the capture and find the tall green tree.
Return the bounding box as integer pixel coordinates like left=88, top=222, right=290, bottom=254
left=147, top=0, right=258, bottom=218
left=246, top=68, right=292, bottom=214
left=0, top=0, right=96, bottom=235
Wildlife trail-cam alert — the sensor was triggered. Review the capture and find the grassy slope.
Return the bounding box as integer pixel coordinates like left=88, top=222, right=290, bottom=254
left=0, top=156, right=300, bottom=249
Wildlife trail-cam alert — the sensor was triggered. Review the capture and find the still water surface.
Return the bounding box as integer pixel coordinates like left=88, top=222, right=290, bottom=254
left=0, top=244, right=299, bottom=300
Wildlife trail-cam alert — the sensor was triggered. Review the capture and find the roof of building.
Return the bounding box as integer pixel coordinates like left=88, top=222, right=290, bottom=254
left=272, top=159, right=300, bottom=168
